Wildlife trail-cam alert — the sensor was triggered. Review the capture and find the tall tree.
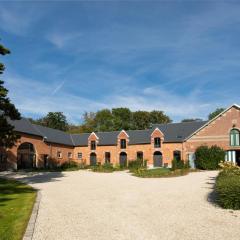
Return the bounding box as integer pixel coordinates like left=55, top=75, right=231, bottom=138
left=94, top=109, right=113, bottom=132
left=132, top=111, right=151, bottom=129
left=112, top=108, right=133, bottom=130
left=208, top=108, right=225, bottom=120
left=36, top=112, right=69, bottom=131
left=149, top=110, right=172, bottom=124
left=0, top=41, right=21, bottom=148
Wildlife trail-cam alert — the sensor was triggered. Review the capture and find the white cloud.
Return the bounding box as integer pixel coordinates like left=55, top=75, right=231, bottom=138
left=0, top=5, right=43, bottom=35
left=5, top=71, right=223, bottom=124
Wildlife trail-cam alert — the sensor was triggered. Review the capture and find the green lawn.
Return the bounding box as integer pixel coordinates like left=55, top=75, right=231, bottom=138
left=0, top=178, right=37, bottom=240
left=133, top=167, right=189, bottom=178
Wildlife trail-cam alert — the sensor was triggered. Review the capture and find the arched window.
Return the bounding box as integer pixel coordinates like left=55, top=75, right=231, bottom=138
left=230, top=129, right=240, bottom=146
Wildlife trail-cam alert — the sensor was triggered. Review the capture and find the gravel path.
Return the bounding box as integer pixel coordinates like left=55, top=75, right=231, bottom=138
left=1, top=170, right=240, bottom=240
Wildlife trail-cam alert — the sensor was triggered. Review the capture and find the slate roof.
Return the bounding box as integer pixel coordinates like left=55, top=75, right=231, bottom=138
left=152, top=121, right=208, bottom=143
left=9, top=118, right=207, bottom=146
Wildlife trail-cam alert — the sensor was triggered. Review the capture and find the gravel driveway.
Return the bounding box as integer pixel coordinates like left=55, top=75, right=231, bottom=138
left=1, top=170, right=240, bottom=240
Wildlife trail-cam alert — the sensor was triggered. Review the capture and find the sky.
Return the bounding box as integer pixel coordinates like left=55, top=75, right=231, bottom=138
left=1, top=0, right=240, bottom=124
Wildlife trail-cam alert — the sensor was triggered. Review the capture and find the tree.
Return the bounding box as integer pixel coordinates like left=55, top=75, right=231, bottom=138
left=38, top=112, right=69, bottom=131
left=132, top=111, right=151, bottom=129
left=208, top=108, right=225, bottom=120
left=112, top=108, right=133, bottom=130
left=0, top=41, right=21, bottom=148
left=94, top=109, right=113, bottom=132
left=149, top=110, right=172, bottom=124
left=80, top=112, right=96, bottom=133
left=181, top=118, right=203, bottom=122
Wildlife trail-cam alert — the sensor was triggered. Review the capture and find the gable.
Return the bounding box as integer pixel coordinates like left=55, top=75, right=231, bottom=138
left=186, top=105, right=240, bottom=142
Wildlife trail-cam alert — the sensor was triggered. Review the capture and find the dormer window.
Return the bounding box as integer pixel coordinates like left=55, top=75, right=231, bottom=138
left=154, top=137, right=161, bottom=148
left=91, top=141, right=96, bottom=150
left=120, top=139, right=126, bottom=149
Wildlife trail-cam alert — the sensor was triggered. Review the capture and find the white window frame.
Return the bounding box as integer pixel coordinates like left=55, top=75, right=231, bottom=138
left=57, top=151, right=62, bottom=159
left=77, top=152, right=82, bottom=160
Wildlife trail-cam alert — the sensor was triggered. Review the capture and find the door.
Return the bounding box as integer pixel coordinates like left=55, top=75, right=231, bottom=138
left=153, top=151, right=162, bottom=167
left=90, top=153, right=97, bottom=166
left=119, top=152, right=127, bottom=167
left=188, top=153, right=196, bottom=169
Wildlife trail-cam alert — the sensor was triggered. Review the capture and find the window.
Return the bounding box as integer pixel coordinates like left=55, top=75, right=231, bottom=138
left=68, top=152, right=72, bottom=159
left=120, top=139, right=126, bottom=149
left=91, top=141, right=96, bottom=150
left=77, top=152, right=82, bottom=160
left=57, top=151, right=62, bottom=159
left=105, top=152, right=111, bottom=163
left=136, top=151, right=143, bottom=161
left=154, top=137, right=161, bottom=148
left=230, top=129, right=240, bottom=146
left=173, top=151, right=181, bottom=161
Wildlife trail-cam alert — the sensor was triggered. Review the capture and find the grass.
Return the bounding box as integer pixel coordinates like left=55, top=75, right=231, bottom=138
left=133, top=167, right=189, bottom=178
left=0, top=178, right=37, bottom=240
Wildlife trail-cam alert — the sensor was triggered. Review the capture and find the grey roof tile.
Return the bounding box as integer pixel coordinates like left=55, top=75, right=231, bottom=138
left=9, top=118, right=207, bottom=146
left=152, top=121, right=208, bottom=142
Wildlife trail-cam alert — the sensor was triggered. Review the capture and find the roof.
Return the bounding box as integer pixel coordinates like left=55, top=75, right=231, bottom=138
left=152, top=121, right=208, bottom=142
left=185, top=104, right=240, bottom=141
left=9, top=117, right=208, bottom=146
left=9, top=118, right=74, bottom=146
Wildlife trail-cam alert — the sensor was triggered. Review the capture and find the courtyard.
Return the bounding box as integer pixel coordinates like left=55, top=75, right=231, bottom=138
left=1, top=170, right=240, bottom=240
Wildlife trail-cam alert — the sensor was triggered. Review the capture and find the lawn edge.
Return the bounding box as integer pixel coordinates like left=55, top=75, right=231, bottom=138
left=23, top=190, right=41, bottom=240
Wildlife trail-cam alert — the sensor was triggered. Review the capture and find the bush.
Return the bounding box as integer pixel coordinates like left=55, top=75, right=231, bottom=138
left=91, top=162, right=114, bottom=173
left=60, top=161, right=82, bottom=171
left=128, top=159, right=146, bottom=172
left=171, top=159, right=184, bottom=170
left=195, top=145, right=225, bottom=170
left=216, top=166, right=240, bottom=210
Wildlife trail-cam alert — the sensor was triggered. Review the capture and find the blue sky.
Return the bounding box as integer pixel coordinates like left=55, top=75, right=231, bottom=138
left=1, top=1, right=240, bottom=124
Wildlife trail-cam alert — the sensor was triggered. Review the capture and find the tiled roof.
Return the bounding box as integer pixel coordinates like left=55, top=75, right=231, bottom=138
left=9, top=118, right=207, bottom=146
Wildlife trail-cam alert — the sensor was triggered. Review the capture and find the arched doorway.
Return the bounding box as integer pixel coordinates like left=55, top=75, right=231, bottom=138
left=119, top=152, right=127, bottom=167
left=90, top=152, right=97, bottom=166
left=153, top=151, right=162, bottom=167
left=17, top=142, right=36, bottom=169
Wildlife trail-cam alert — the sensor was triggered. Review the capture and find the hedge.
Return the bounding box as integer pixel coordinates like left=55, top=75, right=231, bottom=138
left=216, top=169, right=240, bottom=210
left=195, top=145, right=225, bottom=170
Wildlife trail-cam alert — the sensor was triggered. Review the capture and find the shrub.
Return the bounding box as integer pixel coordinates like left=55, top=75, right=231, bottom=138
left=60, top=161, right=81, bottom=171
left=195, top=145, right=225, bottom=170
left=91, top=162, right=114, bottom=173
left=216, top=167, right=240, bottom=210
left=172, top=158, right=189, bottom=171
left=128, top=159, right=145, bottom=172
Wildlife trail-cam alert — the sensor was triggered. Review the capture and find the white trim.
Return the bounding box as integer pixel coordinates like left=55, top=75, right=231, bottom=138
left=151, top=127, right=164, bottom=137
left=117, top=130, right=129, bottom=138
left=88, top=132, right=99, bottom=140
left=185, top=104, right=240, bottom=142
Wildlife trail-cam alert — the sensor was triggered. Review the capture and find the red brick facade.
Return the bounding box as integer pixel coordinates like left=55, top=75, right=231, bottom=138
left=1, top=105, right=240, bottom=170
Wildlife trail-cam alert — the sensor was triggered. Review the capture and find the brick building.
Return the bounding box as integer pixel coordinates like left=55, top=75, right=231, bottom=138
left=1, top=104, right=240, bottom=170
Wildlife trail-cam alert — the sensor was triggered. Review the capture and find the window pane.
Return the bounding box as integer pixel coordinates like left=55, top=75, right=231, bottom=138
left=154, top=138, right=161, bottom=148
left=120, top=139, right=126, bottom=149
left=105, top=152, right=111, bottom=163
left=91, top=141, right=96, bottom=150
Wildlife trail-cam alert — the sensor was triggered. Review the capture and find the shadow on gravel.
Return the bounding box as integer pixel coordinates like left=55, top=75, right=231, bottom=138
left=205, top=176, right=218, bottom=206
left=0, top=171, right=65, bottom=185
